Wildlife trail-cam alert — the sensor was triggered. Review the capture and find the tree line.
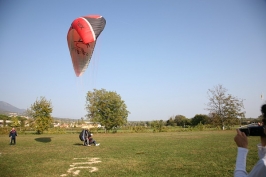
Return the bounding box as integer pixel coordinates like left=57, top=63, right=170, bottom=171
left=1, top=84, right=263, bottom=134
left=165, top=84, right=262, bottom=129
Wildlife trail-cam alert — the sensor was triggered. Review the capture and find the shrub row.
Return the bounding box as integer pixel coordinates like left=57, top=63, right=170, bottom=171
left=0, top=124, right=232, bottom=135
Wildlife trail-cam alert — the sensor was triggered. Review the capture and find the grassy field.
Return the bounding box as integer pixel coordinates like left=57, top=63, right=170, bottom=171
left=0, top=130, right=261, bottom=177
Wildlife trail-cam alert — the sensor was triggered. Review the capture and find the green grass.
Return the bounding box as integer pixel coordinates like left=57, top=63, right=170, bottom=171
left=0, top=130, right=261, bottom=177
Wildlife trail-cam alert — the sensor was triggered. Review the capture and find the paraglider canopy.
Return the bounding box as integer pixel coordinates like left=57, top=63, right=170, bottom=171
left=67, top=15, right=106, bottom=77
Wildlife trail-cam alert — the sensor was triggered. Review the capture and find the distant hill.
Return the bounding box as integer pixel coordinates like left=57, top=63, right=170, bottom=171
left=0, top=101, right=26, bottom=115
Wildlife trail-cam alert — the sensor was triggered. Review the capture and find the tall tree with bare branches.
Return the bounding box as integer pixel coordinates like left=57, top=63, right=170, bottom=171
left=206, top=84, right=245, bottom=129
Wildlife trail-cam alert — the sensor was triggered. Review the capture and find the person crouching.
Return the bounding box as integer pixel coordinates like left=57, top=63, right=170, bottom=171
left=88, top=133, right=100, bottom=146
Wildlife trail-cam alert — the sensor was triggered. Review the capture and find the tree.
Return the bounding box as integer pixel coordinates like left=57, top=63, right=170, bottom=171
left=174, top=115, right=190, bottom=127
left=191, top=114, right=209, bottom=126
left=151, top=120, right=165, bottom=132
left=10, top=117, right=20, bottom=127
left=27, top=117, right=36, bottom=129
left=145, top=121, right=151, bottom=127
left=28, top=97, right=53, bottom=134
left=166, top=117, right=176, bottom=126
left=17, top=116, right=27, bottom=127
left=206, top=85, right=245, bottom=129
left=86, top=89, right=130, bottom=131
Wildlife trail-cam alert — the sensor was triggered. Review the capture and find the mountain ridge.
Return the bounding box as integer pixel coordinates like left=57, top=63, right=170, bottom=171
left=0, top=101, right=26, bottom=114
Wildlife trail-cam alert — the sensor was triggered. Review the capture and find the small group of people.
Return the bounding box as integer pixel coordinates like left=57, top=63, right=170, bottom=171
left=80, top=129, right=100, bottom=146
left=234, top=104, right=266, bottom=176
left=8, top=127, right=101, bottom=147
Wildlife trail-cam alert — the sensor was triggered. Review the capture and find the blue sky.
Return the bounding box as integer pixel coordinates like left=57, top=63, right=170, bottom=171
left=0, top=0, right=265, bottom=121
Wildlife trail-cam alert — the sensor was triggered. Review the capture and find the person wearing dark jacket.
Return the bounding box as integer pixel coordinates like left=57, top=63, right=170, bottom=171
left=9, top=127, right=17, bottom=145
left=88, top=133, right=100, bottom=146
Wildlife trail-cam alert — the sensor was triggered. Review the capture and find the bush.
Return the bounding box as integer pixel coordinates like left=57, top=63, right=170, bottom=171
left=0, top=127, right=10, bottom=135
left=47, top=127, right=66, bottom=134
left=132, top=126, right=147, bottom=133
left=195, top=122, right=204, bottom=131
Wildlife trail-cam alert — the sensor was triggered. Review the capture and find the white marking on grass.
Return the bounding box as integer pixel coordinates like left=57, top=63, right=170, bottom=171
left=60, top=157, right=101, bottom=176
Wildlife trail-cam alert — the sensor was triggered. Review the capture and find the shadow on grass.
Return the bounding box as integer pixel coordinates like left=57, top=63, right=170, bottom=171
left=73, top=143, right=84, bottom=146
left=34, top=137, right=52, bottom=143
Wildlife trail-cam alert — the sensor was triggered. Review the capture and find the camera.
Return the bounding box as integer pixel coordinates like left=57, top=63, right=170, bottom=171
left=239, top=125, right=265, bottom=136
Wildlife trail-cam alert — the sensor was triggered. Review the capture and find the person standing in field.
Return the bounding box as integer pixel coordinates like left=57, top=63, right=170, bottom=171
left=234, top=104, right=266, bottom=176
left=9, top=127, right=17, bottom=145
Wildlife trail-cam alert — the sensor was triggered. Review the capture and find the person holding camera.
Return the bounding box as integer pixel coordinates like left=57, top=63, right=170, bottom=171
left=234, top=104, right=266, bottom=176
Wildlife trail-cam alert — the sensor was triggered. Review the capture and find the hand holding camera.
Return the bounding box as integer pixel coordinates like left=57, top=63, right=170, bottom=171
left=239, top=125, right=265, bottom=136
left=234, top=129, right=248, bottom=148
left=233, top=104, right=266, bottom=177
